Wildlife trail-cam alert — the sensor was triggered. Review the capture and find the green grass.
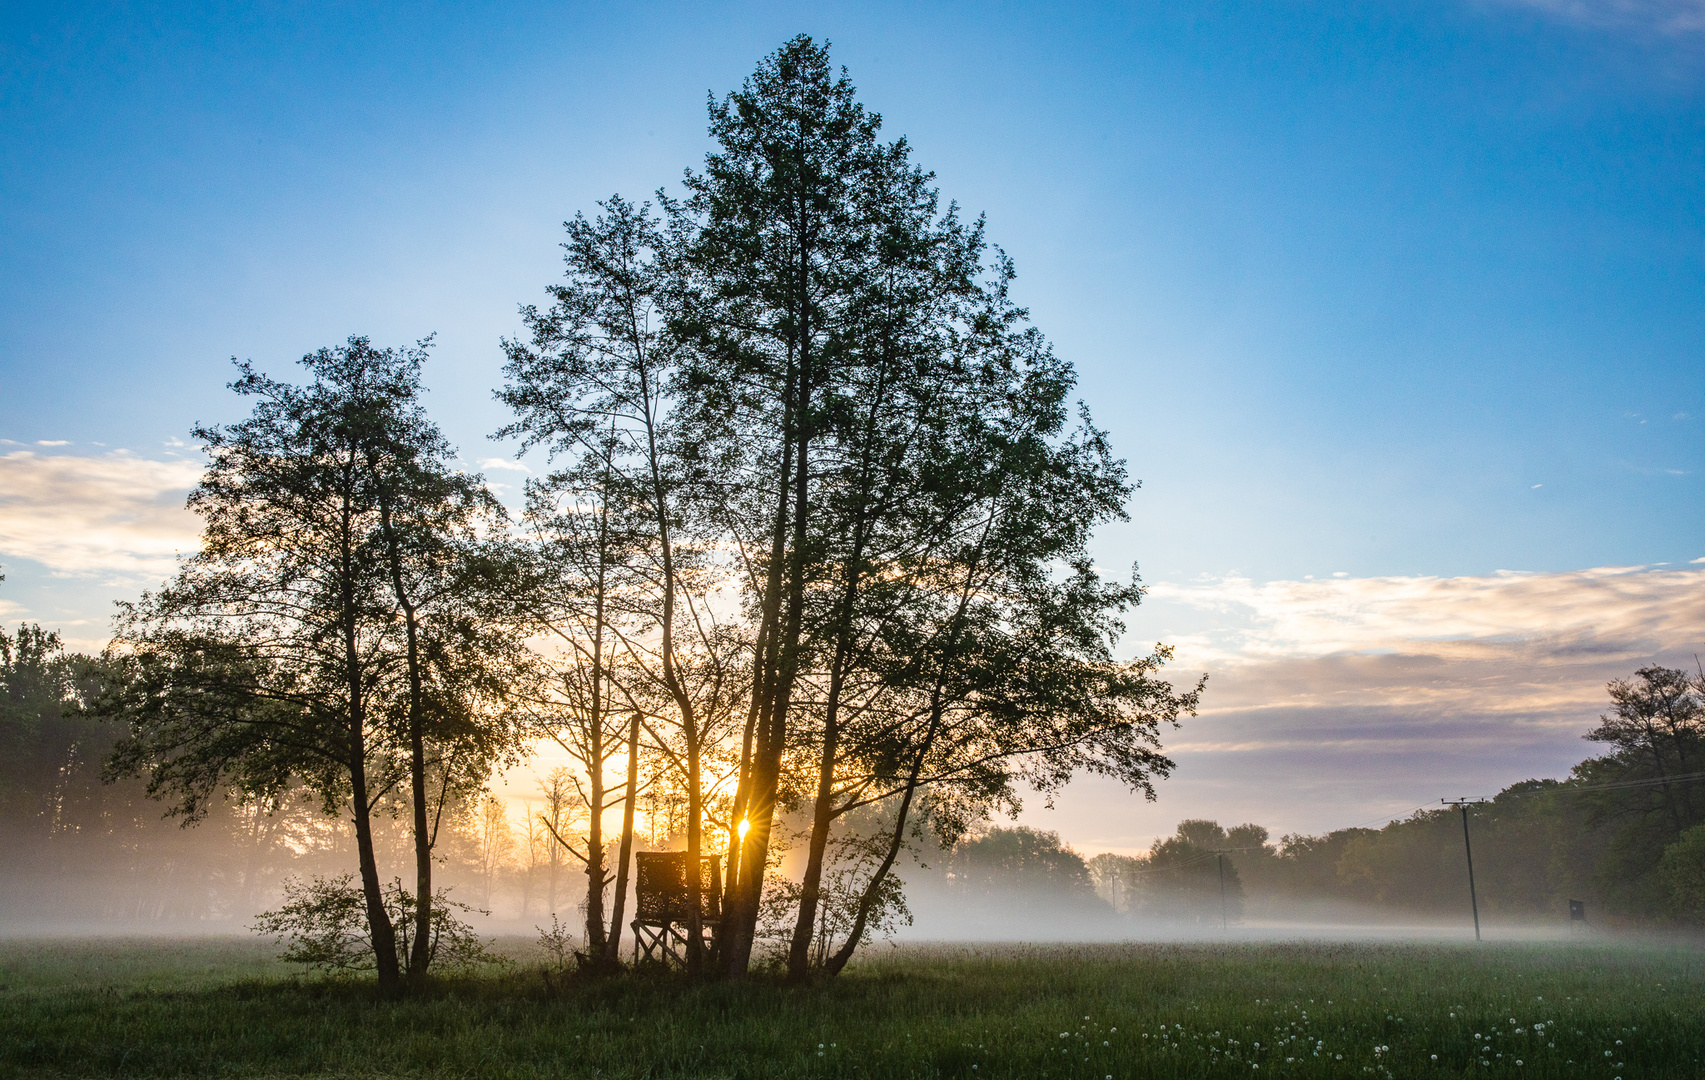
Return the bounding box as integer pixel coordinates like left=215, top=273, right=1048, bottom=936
left=1, top=937, right=1701, bottom=1078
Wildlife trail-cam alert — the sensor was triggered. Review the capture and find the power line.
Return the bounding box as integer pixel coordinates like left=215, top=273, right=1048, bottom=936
left=1495, top=769, right=1705, bottom=799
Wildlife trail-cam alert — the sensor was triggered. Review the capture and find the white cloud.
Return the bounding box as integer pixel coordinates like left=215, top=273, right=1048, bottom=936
left=0, top=451, right=203, bottom=580
left=35, top=440, right=69, bottom=446
left=476, top=457, right=530, bottom=473
left=1145, top=563, right=1704, bottom=755
left=1049, top=563, right=1705, bottom=841
left=1152, top=563, right=1704, bottom=666
left=1492, top=0, right=1705, bottom=33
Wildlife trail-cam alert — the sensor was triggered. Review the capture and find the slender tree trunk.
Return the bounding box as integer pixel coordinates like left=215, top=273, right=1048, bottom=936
left=585, top=721, right=607, bottom=955
left=406, top=695, right=431, bottom=979
left=683, top=721, right=705, bottom=974
left=582, top=434, right=619, bottom=957
left=824, top=736, right=931, bottom=977
left=787, top=700, right=839, bottom=981
left=819, top=541, right=984, bottom=979
left=735, top=323, right=816, bottom=974
left=340, top=466, right=399, bottom=991
left=378, top=496, right=435, bottom=982
left=789, top=489, right=879, bottom=981
left=348, top=736, right=399, bottom=990
left=719, top=617, right=766, bottom=952
left=724, top=440, right=810, bottom=976
left=607, top=711, right=641, bottom=965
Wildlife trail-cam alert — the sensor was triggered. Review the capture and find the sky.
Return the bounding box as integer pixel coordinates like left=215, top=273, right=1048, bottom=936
left=2, top=0, right=1702, bottom=850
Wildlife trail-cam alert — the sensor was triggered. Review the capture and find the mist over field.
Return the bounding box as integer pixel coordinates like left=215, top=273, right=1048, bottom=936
left=1, top=19, right=1703, bottom=1062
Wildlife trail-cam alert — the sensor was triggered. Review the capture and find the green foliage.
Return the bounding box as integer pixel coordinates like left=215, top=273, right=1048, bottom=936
left=1186, top=666, right=1705, bottom=926
left=1, top=623, right=107, bottom=833
left=946, top=826, right=1109, bottom=925
left=1658, top=824, right=1705, bottom=922
left=1138, top=821, right=1246, bottom=924
left=253, top=874, right=502, bottom=976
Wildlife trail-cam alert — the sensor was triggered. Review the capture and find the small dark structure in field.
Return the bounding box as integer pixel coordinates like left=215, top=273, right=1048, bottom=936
left=631, top=852, right=720, bottom=967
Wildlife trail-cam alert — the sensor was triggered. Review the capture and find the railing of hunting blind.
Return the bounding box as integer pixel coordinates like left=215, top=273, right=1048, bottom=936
left=631, top=851, right=721, bottom=967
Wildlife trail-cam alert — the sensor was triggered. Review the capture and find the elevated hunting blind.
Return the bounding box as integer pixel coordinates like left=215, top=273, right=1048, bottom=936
left=631, top=851, right=720, bottom=966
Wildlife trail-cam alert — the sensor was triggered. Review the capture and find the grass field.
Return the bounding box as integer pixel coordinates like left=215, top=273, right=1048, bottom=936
left=1, top=936, right=1701, bottom=1078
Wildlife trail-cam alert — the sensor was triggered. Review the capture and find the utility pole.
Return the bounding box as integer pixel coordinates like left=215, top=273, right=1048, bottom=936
left=1204, top=849, right=1234, bottom=932
left=1443, top=799, right=1487, bottom=941
left=1217, top=852, right=1228, bottom=932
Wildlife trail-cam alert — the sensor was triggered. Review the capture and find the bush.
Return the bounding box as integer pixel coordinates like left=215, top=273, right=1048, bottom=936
left=253, top=874, right=503, bottom=976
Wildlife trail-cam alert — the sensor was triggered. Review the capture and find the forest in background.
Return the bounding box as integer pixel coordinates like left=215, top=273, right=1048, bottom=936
left=6, top=616, right=1703, bottom=935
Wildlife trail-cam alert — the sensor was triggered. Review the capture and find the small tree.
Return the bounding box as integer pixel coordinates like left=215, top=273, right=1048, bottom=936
left=538, top=768, right=574, bottom=915
left=474, top=794, right=517, bottom=910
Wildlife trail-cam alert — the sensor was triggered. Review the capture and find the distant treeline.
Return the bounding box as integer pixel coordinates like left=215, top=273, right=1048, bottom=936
left=908, top=665, right=1705, bottom=931
left=0, top=623, right=570, bottom=927
left=7, top=606, right=1703, bottom=934
left=1090, top=665, right=1705, bottom=927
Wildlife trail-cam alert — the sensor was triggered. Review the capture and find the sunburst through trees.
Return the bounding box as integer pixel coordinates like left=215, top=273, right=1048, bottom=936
left=99, top=35, right=1199, bottom=985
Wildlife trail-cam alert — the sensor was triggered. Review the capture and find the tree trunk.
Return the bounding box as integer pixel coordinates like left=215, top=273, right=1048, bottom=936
left=823, top=770, right=922, bottom=977
left=349, top=735, right=400, bottom=990
left=379, top=496, right=435, bottom=982
left=788, top=502, right=876, bottom=981
left=728, top=333, right=815, bottom=977
left=584, top=721, right=607, bottom=955
left=342, top=465, right=398, bottom=991
left=786, top=685, right=841, bottom=981
left=607, top=711, right=641, bottom=965
left=719, top=367, right=800, bottom=979
left=684, top=720, right=705, bottom=975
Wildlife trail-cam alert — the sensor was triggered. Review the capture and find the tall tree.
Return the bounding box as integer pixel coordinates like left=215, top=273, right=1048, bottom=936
left=105, top=337, right=521, bottom=990
left=664, top=35, right=1197, bottom=978
left=665, top=34, right=941, bottom=978
left=365, top=356, right=525, bottom=981
left=495, top=36, right=1196, bottom=979
left=499, top=196, right=730, bottom=972
left=503, top=447, right=637, bottom=962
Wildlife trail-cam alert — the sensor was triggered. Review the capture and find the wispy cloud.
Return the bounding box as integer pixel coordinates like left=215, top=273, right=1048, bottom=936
left=1146, top=563, right=1704, bottom=751
left=1152, top=563, right=1703, bottom=665
left=0, top=451, right=202, bottom=580
left=1491, top=0, right=1705, bottom=34
left=1049, top=563, right=1705, bottom=841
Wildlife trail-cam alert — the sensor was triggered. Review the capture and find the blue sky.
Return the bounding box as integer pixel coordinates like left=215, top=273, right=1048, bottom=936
left=3, top=1, right=1702, bottom=842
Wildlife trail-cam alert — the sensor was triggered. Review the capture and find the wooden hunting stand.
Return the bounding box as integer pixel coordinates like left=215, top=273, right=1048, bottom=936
left=631, top=851, right=720, bottom=968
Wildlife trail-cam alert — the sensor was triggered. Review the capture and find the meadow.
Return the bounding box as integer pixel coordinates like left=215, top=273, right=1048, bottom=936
left=0, top=936, right=1700, bottom=1079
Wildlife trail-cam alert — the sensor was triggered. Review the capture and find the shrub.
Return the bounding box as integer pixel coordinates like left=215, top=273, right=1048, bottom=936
left=253, top=874, right=502, bottom=976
